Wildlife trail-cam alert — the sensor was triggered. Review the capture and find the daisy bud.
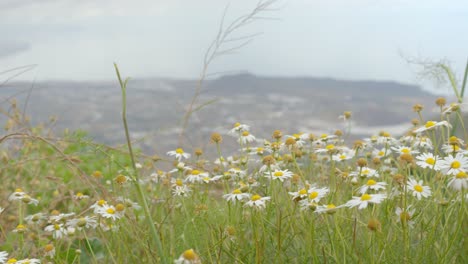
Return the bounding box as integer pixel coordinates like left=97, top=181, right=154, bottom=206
left=272, top=130, right=283, bottom=140
left=210, top=132, right=222, bottom=143
left=412, top=104, right=424, bottom=112
left=357, top=158, right=368, bottom=168
left=367, top=218, right=381, bottom=232
left=435, top=97, right=446, bottom=107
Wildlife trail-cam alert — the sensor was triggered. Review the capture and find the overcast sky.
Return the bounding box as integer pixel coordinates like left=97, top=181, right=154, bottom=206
left=1, top=0, right=467, bottom=93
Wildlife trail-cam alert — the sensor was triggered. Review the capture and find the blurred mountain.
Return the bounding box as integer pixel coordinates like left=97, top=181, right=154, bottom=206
left=0, top=73, right=440, bottom=155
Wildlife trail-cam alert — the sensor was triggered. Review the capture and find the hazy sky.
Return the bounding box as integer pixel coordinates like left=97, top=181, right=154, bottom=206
left=1, top=0, right=467, bottom=93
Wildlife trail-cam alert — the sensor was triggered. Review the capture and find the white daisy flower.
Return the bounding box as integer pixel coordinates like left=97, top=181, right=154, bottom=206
left=415, top=152, right=441, bottom=170
left=174, top=249, right=201, bottom=264
left=184, top=169, right=209, bottom=184
left=395, top=206, right=415, bottom=228
left=391, top=145, right=419, bottom=155
left=97, top=205, right=122, bottom=221
left=16, top=258, right=41, bottom=264
left=447, top=171, right=468, bottom=191
left=350, top=167, right=379, bottom=178
left=172, top=180, right=191, bottom=197
left=24, top=213, right=47, bottom=225
left=344, top=193, right=386, bottom=210
left=414, top=120, right=450, bottom=133
left=358, top=179, right=387, bottom=194
left=314, top=204, right=340, bottom=214
left=0, top=251, right=8, bottom=263
left=288, top=188, right=309, bottom=201
left=332, top=150, right=355, bottom=162
left=244, top=194, right=271, bottom=210
left=68, top=216, right=98, bottom=230
left=412, top=136, right=433, bottom=150
left=8, top=188, right=26, bottom=201
left=90, top=199, right=108, bottom=214
left=227, top=167, right=247, bottom=179
left=264, top=169, right=293, bottom=182
left=228, top=122, right=250, bottom=136
left=44, top=223, right=68, bottom=239
left=306, top=186, right=329, bottom=203
left=223, top=189, right=250, bottom=203
left=438, top=153, right=468, bottom=175
left=238, top=131, right=256, bottom=144
left=372, top=148, right=389, bottom=159
left=407, top=178, right=431, bottom=200
left=167, top=148, right=191, bottom=161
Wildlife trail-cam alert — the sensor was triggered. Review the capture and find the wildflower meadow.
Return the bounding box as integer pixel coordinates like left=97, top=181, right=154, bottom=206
left=0, top=62, right=467, bottom=264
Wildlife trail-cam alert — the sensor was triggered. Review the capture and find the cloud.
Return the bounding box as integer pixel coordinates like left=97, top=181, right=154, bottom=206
left=0, top=41, right=31, bottom=59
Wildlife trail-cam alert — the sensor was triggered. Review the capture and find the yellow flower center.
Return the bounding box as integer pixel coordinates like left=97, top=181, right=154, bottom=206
left=256, top=147, right=264, bottom=152
left=414, top=185, right=423, bottom=193
left=7, top=259, right=18, bottom=263
left=326, top=144, right=335, bottom=150
left=191, top=170, right=200, bottom=175
left=362, top=169, right=370, bottom=175
left=175, top=148, right=184, bottom=154
left=106, top=208, right=115, bottom=214
left=234, top=122, right=240, bottom=128
left=320, top=134, right=328, bottom=139
left=309, top=191, right=318, bottom=199
left=378, top=151, right=385, bottom=156
left=274, top=171, right=284, bottom=177
left=76, top=192, right=83, bottom=197
left=451, top=161, right=461, bottom=169
left=425, top=121, right=436, bottom=128
left=401, top=148, right=410, bottom=154
left=456, top=171, right=467, bottom=179
left=326, top=204, right=336, bottom=209
left=361, top=194, right=372, bottom=201
left=425, top=157, right=435, bottom=165
left=400, top=211, right=411, bottom=222
left=54, top=224, right=60, bottom=230
left=115, top=203, right=125, bottom=212
left=339, top=155, right=346, bottom=160
left=115, top=175, right=127, bottom=184
left=44, top=244, right=54, bottom=252
left=232, top=189, right=242, bottom=194
left=97, top=199, right=106, bottom=206
left=382, top=132, right=391, bottom=138
left=93, top=170, right=102, bottom=178
left=367, top=179, right=377, bottom=186
left=251, top=194, right=261, bottom=201
left=298, top=189, right=307, bottom=195
left=182, top=249, right=197, bottom=260
left=15, top=188, right=23, bottom=192
left=242, top=131, right=250, bottom=137
left=175, top=179, right=183, bottom=186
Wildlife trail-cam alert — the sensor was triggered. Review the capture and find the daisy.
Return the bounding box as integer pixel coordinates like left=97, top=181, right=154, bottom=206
left=172, top=185, right=192, bottom=197
left=167, top=148, right=191, bottom=161
left=306, top=186, right=329, bottom=203
left=228, top=122, right=250, bottom=135
left=90, top=199, right=108, bottom=214
left=350, top=167, right=379, bottom=178
left=12, top=224, right=28, bottom=234
left=447, top=171, right=468, bottom=191
left=25, top=213, right=47, bottom=225
left=238, top=131, right=256, bottom=144
left=358, top=179, right=387, bottom=194
left=227, top=167, right=247, bottom=179
left=372, top=148, right=389, bottom=159
left=407, top=178, right=431, bottom=200
left=412, top=136, right=433, bottom=150
left=223, top=189, right=250, bottom=203
left=395, top=206, right=415, bottom=228
left=332, top=151, right=355, bottom=162
left=8, top=188, right=26, bottom=201
left=44, top=223, right=68, bottom=239
left=288, top=188, right=309, bottom=201
left=0, top=251, right=8, bottom=263
left=68, top=216, right=98, bottom=230
left=415, top=152, right=441, bottom=170
left=315, top=204, right=339, bottom=214
left=44, top=244, right=56, bottom=258
left=174, top=249, right=201, bottom=264
left=73, top=192, right=90, bottom=200
left=344, top=193, right=386, bottom=210
left=16, top=259, right=41, bottom=264
left=168, top=162, right=192, bottom=174
left=414, top=120, right=450, bottom=133
left=391, top=145, right=419, bottom=155
left=438, top=153, right=468, bottom=175
left=184, top=169, right=209, bottom=184
left=264, top=169, right=293, bottom=182
left=97, top=204, right=123, bottom=221
left=244, top=194, right=271, bottom=210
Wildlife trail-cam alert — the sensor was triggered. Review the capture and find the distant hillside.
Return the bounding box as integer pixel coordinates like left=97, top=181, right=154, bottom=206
left=1, top=74, right=438, bottom=154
